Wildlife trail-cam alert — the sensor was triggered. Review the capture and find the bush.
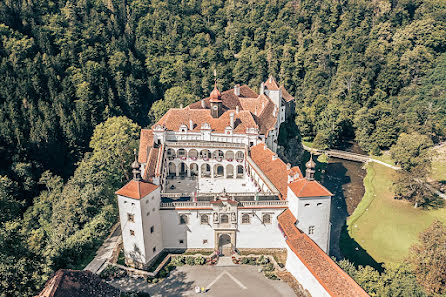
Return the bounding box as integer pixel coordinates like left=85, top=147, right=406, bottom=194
left=185, top=256, right=195, bottom=265
left=170, top=256, right=185, bottom=266
left=158, top=267, right=169, bottom=278
left=99, top=265, right=118, bottom=279
left=264, top=272, right=278, bottom=280
left=241, top=257, right=250, bottom=264
left=248, top=257, right=256, bottom=265
left=256, top=255, right=269, bottom=265
left=194, top=256, right=205, bottom=265
left=278, top=262, right=284, bottom=268
left=263, top=263, right=274, bottom=272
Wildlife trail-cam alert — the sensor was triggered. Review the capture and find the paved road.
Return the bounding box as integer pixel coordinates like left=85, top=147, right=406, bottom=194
left=109, top=265, right=297, bottom=297
left=84, top=225, right=121, bottom=273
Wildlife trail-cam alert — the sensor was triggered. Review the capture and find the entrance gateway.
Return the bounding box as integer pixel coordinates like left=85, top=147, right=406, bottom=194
left=215, top=231, right=235, bottom=256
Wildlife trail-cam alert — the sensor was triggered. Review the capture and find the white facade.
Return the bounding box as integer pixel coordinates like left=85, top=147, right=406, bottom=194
left=287, top=187, right=331, bottom=253
left=285, top=245, right=331, bottom=297
left=117, top=187, right=163, bottom=267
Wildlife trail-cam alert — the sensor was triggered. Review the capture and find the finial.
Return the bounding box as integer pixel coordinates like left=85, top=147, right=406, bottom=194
left=131, top=148, right=142, bottom=181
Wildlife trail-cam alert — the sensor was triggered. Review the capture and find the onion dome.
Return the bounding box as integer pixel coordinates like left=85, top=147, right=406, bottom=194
left=306, top=156, right=316, bottom=169
left=209, top=83, right=222, bottom=102
left=131, top=149, right=142, bottom=181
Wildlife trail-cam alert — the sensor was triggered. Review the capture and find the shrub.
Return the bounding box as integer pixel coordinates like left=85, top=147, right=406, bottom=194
left=194, top=256, right=205, bottom=265
left=158, top=267, right=169, bottom=278
left=170, top=256, right=185, bottom=266
left=256, top=255, right=269, bottom=265
left=248, top=257, right=256, bottom=265
left=263, top=263, right=274, bottom=272
left=264, top=272, right=278, bottom=280
left=185, top=256, right=195, bottom=265
left=278, top=262, right=284, bottom=268
left=99, top=265, right=118, bottom=279
left=241, top=257, right=250, bottom=264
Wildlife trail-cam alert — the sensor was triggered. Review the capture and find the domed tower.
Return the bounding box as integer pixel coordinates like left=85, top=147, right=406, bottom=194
left=210, top=71, right=223, bottom=118
left=131, top=149, right=142, bottom=181
left=305, top=154, right=316, bottom=180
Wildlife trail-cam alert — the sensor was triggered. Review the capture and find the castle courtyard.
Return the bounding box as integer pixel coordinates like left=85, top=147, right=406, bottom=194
left=109, top=265, right=297, bottom=297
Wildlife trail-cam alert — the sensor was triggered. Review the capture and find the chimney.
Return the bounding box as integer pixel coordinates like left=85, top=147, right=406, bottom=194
left=229, top=112, right=234, bottom=128
left=263, top=144, right=267, bottom=150
left=236, top=105, right=239, bottom=114
left=262, top=101, right=265, bottom=110
left=273, top=107, right=276, bottom=117
left=189, top=119, right=193, bottom=130
left=287, top=163, right=291, bottom=170
left=255, top=106, right=257, bottom=116
left=272, top=154, right=278, bottom=161
left=201, top=99, right=205, bottom=108
left=180, top=103, right=183, bottom=109
left=260, top=82, right=265, bottom=94
left=234, top=84, right=240, bottom=96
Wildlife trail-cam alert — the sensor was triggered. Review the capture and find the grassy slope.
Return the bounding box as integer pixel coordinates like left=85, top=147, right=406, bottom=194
left=345, top=162, right=446, bottom=265
left=431, top=144, right=446, bottom=182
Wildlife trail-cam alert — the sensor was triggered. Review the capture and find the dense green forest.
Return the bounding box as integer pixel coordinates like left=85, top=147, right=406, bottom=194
left=0, top=0, right=445, bottom=296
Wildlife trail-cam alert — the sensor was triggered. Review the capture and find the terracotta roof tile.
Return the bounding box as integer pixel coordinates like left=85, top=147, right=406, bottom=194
left=115, top=180, right=158, bottom=199
left=250, top=143, right=290, bottom=199
left=154, top=107, right=258, bottom=134
left=143, top=146, right=160, bottom=181
left=289, top=179, right=333, bottom=198
left=138, top=129, right=153, bottom=163
left=37, top=269, right=120, bottom=297
left=280, top=86, right=294, bottom=102
left=264, top=76, right=280, bottom=91
left=278, top=210, right=369, bottom=297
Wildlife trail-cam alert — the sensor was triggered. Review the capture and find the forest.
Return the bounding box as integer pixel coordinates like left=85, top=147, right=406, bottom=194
left=0, top=0, right=445, bottom=296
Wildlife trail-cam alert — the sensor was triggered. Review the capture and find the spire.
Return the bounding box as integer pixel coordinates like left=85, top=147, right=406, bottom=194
left=131, top=149, right=142, bottom=181
left=305, top=153, right=316, bottom=180
left=210, top=69, right=222, bottom=102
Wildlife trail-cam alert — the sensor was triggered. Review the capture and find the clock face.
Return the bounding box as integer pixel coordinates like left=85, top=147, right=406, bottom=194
left=213, top=105, right=218, bottom=110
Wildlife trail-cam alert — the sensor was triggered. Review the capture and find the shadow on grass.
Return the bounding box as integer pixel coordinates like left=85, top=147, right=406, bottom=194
left=339, top=224, right=384, bottom=273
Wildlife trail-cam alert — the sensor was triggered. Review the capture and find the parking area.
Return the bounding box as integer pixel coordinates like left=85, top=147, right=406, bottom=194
left=109, top=265, right=296, bottom=297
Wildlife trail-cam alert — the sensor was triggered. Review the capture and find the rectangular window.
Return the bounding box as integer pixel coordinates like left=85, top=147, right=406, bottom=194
left=309, top=226, right=315, bottom=235
left=130, top=230, right=135, bottom=236
left=127, top=213, right=135, bottom=222
left=203, top=239, right=208, bottom=244
left=179, top=239, right=184, bottom=244
left=153, top=246, right=156, bottom=253
left=150, top=226, right=154, bottom=233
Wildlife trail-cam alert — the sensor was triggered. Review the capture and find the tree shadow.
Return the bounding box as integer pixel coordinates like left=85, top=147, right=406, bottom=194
left=339, top=224, right=384, bottom=272
left=148, top=270, right=195, bottom=297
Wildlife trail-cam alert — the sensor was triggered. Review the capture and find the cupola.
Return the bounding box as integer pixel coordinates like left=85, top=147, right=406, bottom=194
left=209, top=81, right=223, bottom=118
left=305, top=153, right=316, bottom=180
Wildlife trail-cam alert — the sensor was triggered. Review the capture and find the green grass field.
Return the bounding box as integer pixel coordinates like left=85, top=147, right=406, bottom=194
left=343, top=162, right=446, bottom=266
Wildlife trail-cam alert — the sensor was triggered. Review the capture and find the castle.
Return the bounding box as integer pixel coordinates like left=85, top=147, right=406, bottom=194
left=116, top=76, right=368, bottom=297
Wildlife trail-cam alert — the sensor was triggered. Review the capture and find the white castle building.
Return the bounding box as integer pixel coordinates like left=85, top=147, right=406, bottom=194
left=116, top=76, right=369, bottom=297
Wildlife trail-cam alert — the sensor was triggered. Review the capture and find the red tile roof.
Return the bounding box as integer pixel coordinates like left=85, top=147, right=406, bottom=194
left=278, top=210, right=369, bottom=297
left=115, top=180, right=158, bottom=199
left=264, top=76, right=280, bottom=90
left=289, top=178, right=333, bottom=198
left=143, top=146, right=160, bottom=181
left=37, top=269, right=120, bottom=297
left=280, top=86, right=294, bottom=102
left=249, top=143, right=291, bottom=199
left=154, top=107, right=258, bottom=134
left=289, top=166, right=303, bottom=178
left=138, top=129, right=153, bottom=163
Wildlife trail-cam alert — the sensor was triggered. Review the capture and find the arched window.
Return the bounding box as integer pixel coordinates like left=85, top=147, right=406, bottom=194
left=180, top=214, right=188, bottom=225
left=200, top=214, right=209, bottom=225
left=236, top=165, right=244, bottom=178
left=235, top=151, right=244, bottom=160
left=242, top=214, right=250, bottom=224
left=201, top=163, right=211, bottom=177
left=262, top=214, right=271, bottom=224
left=220, top=214, right=229, bottom=224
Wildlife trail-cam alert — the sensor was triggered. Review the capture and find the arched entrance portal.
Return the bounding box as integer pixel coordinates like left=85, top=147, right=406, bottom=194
left=218, top=234, right=232, bottom=256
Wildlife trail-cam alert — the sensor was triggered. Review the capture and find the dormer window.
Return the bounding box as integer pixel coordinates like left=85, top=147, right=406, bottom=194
left=179, top=124, right=188, bottom=133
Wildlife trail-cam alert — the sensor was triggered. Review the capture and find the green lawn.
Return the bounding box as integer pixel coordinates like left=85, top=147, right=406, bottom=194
left=431, top=145, right=446, bottom=182
left=343, top=162, right=446, bottom=266
left=370, top=150, right=397, bottom=167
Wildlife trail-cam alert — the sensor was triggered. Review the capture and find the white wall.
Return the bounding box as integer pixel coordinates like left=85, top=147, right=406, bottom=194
left=161, top=209, right=215, bottom=249
left=118, top=188, right=163, bottom=266
left=287, top=187, right=331, bottom=253
left=285, top=245, right=331, bottom=297
left=237, top=209, right=287, bottom=248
